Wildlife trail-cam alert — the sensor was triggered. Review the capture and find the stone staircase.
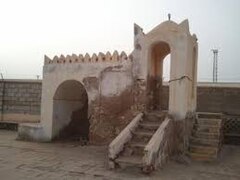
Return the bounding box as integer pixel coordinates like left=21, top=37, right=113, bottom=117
left=114, top=111, right=167, bottom=168
left=189, top=112, right=223, bottom=161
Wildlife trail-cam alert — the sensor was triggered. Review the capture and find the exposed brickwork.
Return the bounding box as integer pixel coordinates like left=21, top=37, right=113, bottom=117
left=89, top=88, right=136, bottom=145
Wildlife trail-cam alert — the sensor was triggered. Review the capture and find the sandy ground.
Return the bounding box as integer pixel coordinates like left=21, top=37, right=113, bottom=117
left=0, top=130, right=239, bottom=180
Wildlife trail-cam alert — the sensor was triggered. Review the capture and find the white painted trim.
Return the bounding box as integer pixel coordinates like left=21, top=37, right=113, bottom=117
left=108, top=113, right=143, bottom=159
left=143, top=117, right=171, bottom=167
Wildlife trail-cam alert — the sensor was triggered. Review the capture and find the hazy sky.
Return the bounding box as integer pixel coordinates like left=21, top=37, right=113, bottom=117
left=0, top=0, right=239, bottom=81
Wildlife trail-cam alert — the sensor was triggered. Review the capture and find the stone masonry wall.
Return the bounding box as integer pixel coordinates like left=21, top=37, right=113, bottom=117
left=0, top=80, right=41, bottom=123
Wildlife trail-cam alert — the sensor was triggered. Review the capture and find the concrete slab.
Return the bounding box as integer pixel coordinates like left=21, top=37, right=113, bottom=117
left=0, top=130, right=240, bottom=180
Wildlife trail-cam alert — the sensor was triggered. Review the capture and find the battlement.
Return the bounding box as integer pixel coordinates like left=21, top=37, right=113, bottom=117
left=44, top=51, right=131, bottom=65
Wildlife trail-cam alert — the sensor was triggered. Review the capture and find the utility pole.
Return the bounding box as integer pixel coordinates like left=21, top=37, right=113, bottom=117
left=212, top=49, right=218, bottom=83
left=168, top=13, right=171, bottom=21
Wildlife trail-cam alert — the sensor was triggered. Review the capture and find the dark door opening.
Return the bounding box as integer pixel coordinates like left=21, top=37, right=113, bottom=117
left=52, top=80, right=89, bottom=143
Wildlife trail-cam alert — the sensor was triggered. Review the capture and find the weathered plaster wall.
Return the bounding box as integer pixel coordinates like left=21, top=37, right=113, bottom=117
left=91, top=65, right=136, bottom=144
left=0, top=80, right=41, bottom=123
left=39, top=52, right=137, bottom=143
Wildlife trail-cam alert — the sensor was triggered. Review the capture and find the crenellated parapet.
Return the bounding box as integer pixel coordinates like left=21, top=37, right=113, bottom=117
left=44, top=51, right=131, bottom=65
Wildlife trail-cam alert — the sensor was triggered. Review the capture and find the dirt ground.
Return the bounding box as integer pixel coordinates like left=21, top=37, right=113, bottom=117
left=0, top=130, right=239, bottom=180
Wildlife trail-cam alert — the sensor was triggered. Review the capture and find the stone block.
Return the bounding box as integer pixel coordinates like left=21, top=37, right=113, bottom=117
left=189, top=152, right=216, bottom=161
left=189, top=145, right=218, bottom=155
left=18, top=123, right=50, bottom=142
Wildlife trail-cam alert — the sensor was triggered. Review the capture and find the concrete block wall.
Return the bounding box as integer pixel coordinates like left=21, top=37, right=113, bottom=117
left=197, top=86, right=240, bottom=115
left=0, top=80, right=240, bottom=124
left=162, top=83, right=240, bottom=115
left=0, top=80, right=41, bottom=123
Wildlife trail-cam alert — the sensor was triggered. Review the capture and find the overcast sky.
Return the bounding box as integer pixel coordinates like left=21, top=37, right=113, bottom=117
left=0, top=0, right=239, bottom=81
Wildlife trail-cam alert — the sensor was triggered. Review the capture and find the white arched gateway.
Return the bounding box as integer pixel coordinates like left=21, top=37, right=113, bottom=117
left=18, top=19, right=198, bottom=146
left=52, top=80, right=89, bottom=140
left=134, top=19, right=198, bottom=119
left=108, top=20, right=198, bottom=171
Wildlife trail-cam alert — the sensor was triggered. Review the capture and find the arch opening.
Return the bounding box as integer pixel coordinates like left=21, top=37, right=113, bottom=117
left=52, top=80, right=89, bottom=142
left=147, top=41, right=171, bottom=111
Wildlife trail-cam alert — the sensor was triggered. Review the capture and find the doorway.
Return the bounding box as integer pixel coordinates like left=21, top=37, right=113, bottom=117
left=147, top=41, right=171, bottom=111
left=52, top=80, right=89, bottom=142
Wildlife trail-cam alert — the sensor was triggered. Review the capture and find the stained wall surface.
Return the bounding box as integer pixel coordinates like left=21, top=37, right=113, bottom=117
left=36, top=53, right=137, bottom=143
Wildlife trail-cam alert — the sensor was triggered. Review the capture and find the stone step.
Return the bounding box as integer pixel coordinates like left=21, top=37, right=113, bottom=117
left=132, top=130, right=154, bottom=143
left=132, top=135, right=151, bottom=143
left=138, top=122, right=160, bottom=132
left=196, top=118, right=222, bottom=126
left=193, top=124, right=221, bottom=133
left=196, top=112, right=222, bottom=119
left=132, top=130, right=155, bottom=138
left=192, top=131, right=220, bottom=139
left=115, top=155, right=143, bottom=168
left=122, top=146, right=134, bottom=156
left=144, top=111, right=166, bottom=122
left=135, top=126, right=156, bottom=134
left=129, top=141, right=146, bottom=148
left=128, top=142, right=146, bottom=156
left=189, top=145, right=219, bottom=155
left=190, top=136, right=220, bottom=147
left=189, top=152, right=217, bottom=161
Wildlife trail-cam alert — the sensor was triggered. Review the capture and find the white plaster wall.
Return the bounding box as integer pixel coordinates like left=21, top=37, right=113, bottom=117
left=133, top=20, right=198, bottom=120
left=101, top=71, right=133, bottom=97
left=18, top=20, right=197, bottom=142
left=40, top=59, right=133, bottom=140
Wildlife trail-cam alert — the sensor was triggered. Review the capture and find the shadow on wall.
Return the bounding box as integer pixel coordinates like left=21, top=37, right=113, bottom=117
left=58, top=103, right=89, bottom=141
left=52, top=80, right=89, bottom=142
